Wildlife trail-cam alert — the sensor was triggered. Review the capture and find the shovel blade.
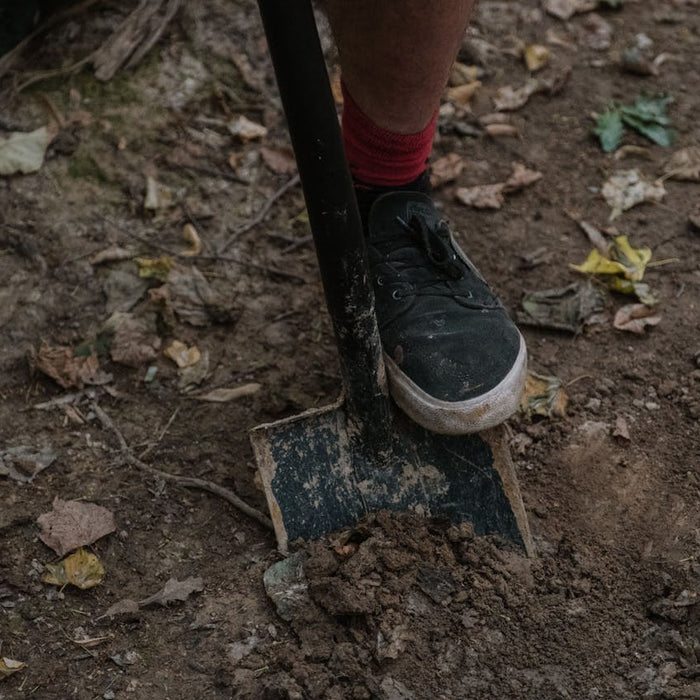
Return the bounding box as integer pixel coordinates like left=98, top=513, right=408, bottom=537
left=251, top=399, right=533, bottom=555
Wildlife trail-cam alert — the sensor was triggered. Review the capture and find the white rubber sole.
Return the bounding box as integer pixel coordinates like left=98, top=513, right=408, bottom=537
left=384, top=332, right=528, bottom=435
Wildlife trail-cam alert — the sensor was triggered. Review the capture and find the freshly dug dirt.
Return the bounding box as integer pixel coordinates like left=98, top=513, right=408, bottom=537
left=0, top=0, right=699, bottom=698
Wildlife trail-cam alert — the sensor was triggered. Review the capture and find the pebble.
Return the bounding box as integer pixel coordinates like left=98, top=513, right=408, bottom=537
left=103, top=692, right=115, bottom=700
left=585, top=398, right=601, bottom=412
left=645, top=402, right=660, bottom=411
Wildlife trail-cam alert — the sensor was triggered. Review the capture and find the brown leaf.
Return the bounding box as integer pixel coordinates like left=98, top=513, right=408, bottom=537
left=503, top=162, right=543, bottom=192
left=180, top=223, right=202, bottom=257
left=613, top=304, right=662, bottom=334
left=228, top=115, right=267, bottom=142
left=98, top=599, right=140, bottom=620
left=446, top=81, right=481, bottom=107
left=663, top=147, right=700, bottom=182
left=193, top=383, right=261, bottom=403
left=0, top=657, right=26, bottom=680
left=43, top=548, right=105, bottom=589
left=455, top=183, right=506, bottom=209
left=104, top=312, right=161, bottom=368
left=138, top=577, right=204, bottom=607
left=163, top=340, right=201, bottom=368
left=0, top=445, right=56, bottom=483
left=260, top=146, right=297, bottom=175
left=430, top=153, right=465, bottom=188
left=34, top=343, right=112, bottom=389
left=37, top=498, right=116, bottom=557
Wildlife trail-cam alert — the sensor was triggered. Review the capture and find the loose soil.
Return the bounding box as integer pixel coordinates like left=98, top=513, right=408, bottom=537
left=1, top=1, right=699, bottom=698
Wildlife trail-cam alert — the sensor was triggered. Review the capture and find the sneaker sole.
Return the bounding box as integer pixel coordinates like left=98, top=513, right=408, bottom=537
left=384, top=332, right=528, bottom=435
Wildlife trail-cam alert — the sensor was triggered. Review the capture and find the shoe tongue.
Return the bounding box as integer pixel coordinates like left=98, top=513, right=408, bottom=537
left=367, top=191, right=441, bottom=241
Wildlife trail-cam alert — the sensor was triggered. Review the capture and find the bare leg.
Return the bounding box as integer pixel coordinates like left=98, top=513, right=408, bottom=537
left=323, top=0, right=475, bottom=134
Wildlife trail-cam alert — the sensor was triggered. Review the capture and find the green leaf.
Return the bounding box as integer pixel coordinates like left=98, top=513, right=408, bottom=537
left=629, top=93, right=672, bottom=122
left=594, top=110, right=625, bottom=152
left=620, top=112, right=675, bottom=147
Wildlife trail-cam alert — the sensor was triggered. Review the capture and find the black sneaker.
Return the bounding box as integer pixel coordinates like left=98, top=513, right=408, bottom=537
left=366, top=191, right=527, bottom=434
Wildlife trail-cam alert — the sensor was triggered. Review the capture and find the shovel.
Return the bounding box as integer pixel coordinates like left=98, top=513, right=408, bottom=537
left=251, top=0, right=533, bottom=556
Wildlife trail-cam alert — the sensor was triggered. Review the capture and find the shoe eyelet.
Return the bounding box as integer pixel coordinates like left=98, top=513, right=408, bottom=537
left=392, top=289, right=403, bottom=300
left=376, top=276, right=384, bottom=286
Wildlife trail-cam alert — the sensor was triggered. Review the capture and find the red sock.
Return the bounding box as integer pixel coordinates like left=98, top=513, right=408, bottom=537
left=341, top=82, right=437, bottom=189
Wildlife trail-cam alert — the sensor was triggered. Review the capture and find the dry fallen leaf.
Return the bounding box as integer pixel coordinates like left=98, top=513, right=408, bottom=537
left=449, top=62, right=481, bottom=86
left=104, top=312, right=161, bottom=368
left=455, top=163, right=541, bottom=209
left=37, top=498, right=116, bottom=557
left=613, top=304, right=662, bottom=334
left=0, top=127, right=50, bottom=175
left=153, top=265, right=237, bottom=327
left=136, top=255, right=173, bottom=282
left=446, top=81, right=482, bottom=107
left=0, top=657, right=26, bottom=680
left=524, top=44, right=551, bottom=72
left=193, top=383, right=261, bottom=403
left=163, top=340, right=201, bottom=368
left=0, top=446, right=56, bottom=483
left=228, top=115, right=268, bottom=142
left=570, top=235, right=652, bottom=282
left=493, top=79, right=540, bottom=112
left=601, top=170, right=665, bottom=220
left=430, top=153, right=465, bottom=188
left=180, top=223, right=203, bottom=257
left=89, top=246, right=136, bottom=265
left=43, top=548, right=105, bottom=589
left=138, top=577, right=204, bottom=607
left=34, top=343, right=112, bottom=389
left=98, top=598, right=140, bottom=620
left=520, top=371, right=568, bottom=419
left=663, top=147, right=700, bottom=182
left=260, top=146, right=297, bottom=175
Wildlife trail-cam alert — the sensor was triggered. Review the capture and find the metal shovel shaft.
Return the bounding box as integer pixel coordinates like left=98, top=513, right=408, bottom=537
left=256, top=0, right=390, bottom=438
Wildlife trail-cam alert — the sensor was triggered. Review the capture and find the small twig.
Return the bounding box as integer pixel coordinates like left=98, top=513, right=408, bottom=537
left=218, top=173, right=301, bottom=254
left=281, top=234, right=313, bottom=255
left=138, top=406, right=180, bottom=460
left=91, top=402, right=273, bottom=531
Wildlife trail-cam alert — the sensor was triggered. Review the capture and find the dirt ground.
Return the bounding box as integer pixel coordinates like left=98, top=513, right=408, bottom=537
left=1, top=0, right=699, bottom=698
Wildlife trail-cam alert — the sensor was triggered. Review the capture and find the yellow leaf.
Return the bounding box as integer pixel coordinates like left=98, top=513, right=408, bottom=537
left=180, top=224, right=202, bottom=257
left=43, top=548, right=104, bottom=590
left=0, top=657, right=26, bottom=680
left=163, top=340, right=201, bottom=368
left=520, top=371, right=568, bottom=419
left=570, top=236, right=651, bottom=282
left=523, top=44, right=550, bottom=72
left=136, top=256, right=173, bottom=281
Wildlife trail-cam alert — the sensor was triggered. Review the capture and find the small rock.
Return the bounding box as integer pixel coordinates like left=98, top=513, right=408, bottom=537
left=645, top=401, right=660, bottom=411
left=103, top=692, right=115, bottom=700
left=657, top=380, right=678, bottom=397
left=585, top=397, right=601, bottom=412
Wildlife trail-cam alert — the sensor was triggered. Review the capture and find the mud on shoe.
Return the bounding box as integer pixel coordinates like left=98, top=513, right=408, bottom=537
left=367, top=191, right=527, bottom=434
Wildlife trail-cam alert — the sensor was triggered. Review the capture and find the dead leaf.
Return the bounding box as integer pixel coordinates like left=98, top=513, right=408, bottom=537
left=493, top=79, right=540, bottom=111
left=520, top=372, right=568, bottom=419
left=136, top=255, right=173, bottom=281
left=663, top=147, right=700, bottom=181
left=0, top=657, right=26, bottom=680
left=103, top=312, right=161, bottom=368
left=180, top=224, right=202, bottom=257
left=43, top=548, right=105, bottom=589
left=37, top=498, right=116, bottom=556
left=571, top=235, right=652, bottom=282
left=156, top=264, right=236, bottom=326
left=34, top=343, right=112, bottom=389
left=517, top=281, right=606, bottom=333
left=503, top=162, right=543, bottom=192
left=143, top=176, right=174, bottom=211
left=98, top=598, right=140, bottom=620
left=543, top=0, right=596, bottom=21
left=449, top=62, right=482, bottom=86
left=0, top=446, right=56, bottom=483
left=103, top=268, right=150, bottom=314
left=601, top=170, right=665, bottom=220
left=0, top=127, right=50, bottom=175
left=613, top=304, right=662, bottom=334
left=138, top=577, right=204, bottom=607
left=446, top=81, right=482, bottom=107
left=228, top=115, right=268, bottom=142
left=178, top=349, right=210, bottom=391
left=430, top=153, right=465, bottom=188
left=163, top=340, right=201, bottom=368
left=193, top=383, right=261, bottom=402
left=571, top=217, right=611, bottom=256
left=260, top=146, right=297, bottom=175
left=612, top=416, right=631, bottom=442
left=455, top=183, right=506, bottom=209
left=524, top=44, right=551, bottom=71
